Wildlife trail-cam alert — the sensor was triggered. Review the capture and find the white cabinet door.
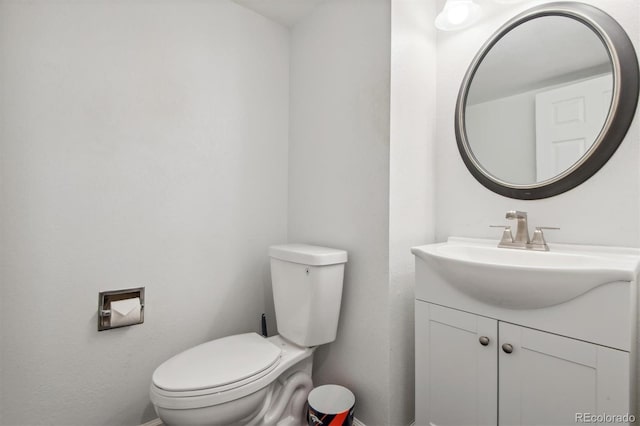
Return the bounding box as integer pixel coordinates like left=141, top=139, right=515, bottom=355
left=499, top=322, right=629, bottom=426
left=415, top=302, right=497, bottom=426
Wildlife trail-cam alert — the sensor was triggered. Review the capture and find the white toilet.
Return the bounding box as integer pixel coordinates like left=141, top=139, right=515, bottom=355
left=150, top=244, right=348, bottom=426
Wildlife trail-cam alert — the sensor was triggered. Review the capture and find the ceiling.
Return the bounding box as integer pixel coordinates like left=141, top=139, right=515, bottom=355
left=230, top=0, right=327, bottom=27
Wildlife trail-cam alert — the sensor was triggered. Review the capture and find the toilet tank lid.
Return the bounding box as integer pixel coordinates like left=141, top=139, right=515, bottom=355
left=269, top=244, right=348, bottom=266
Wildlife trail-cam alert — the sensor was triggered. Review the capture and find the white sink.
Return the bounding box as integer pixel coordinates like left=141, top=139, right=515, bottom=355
left=411, top=237, right=640, bottom=309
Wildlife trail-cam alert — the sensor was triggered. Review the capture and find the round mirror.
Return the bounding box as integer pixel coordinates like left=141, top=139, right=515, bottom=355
left=456, top=2, right=638, bottom=199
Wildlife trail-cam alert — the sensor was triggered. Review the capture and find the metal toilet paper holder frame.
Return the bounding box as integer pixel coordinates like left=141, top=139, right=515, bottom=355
left=98, top=287, right=145, bottom=331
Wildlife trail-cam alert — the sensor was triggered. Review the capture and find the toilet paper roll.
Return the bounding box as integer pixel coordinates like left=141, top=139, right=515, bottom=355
left=110, top=297, right=141, bottom=327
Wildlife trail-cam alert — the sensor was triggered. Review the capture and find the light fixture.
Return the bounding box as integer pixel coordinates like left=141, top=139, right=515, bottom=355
left=435, top=0, right=481, bottom=31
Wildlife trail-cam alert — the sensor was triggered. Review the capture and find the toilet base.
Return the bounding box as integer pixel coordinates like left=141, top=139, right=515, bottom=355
left=156, top=370, right=312, bottom=426
left=155, top=386, right=269, bottom=426
left=247, top=370, right=313, bottom=426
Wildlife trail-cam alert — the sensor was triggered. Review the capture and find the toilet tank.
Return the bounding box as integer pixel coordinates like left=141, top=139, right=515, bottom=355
left=268, top=244, right=348, bottom=347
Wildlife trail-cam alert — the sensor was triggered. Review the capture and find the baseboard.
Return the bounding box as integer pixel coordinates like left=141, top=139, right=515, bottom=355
left=353, top=417, right=413, bottom=426
left=142, top=415, right=370, bottom=426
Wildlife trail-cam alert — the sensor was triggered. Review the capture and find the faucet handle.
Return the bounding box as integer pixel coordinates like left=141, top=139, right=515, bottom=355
left=490, top=225, right=514, bottom=245
left=530, top=226, right=560, bottom=251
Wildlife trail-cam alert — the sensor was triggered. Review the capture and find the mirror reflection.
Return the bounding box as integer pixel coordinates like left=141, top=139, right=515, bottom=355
left=465, top=16, right=612, bottom=185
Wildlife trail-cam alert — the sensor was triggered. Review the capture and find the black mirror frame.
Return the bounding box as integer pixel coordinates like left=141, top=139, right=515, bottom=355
left=455, top=2, right=639, bottom=200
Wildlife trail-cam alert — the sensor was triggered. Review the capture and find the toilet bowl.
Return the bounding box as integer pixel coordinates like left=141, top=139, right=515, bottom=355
left=150, top=244, right=348, bottom=426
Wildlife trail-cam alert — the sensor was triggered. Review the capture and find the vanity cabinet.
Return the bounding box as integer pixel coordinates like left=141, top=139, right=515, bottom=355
left=413, top=238, right=640, bottom=426
left=416, top=302, right=630, bottom=426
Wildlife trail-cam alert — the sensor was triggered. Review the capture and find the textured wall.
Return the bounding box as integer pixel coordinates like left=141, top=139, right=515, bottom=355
left=0, top=1, right=289, bottom=424
left=389, top=0, right=437, bottom=424
left=288, top=0, right=392, bottom=423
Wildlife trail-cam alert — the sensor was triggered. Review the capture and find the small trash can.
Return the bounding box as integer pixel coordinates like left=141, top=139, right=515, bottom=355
left=307, top=384, right=355, bottom=426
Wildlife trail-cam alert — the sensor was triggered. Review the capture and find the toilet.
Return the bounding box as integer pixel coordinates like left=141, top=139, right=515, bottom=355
left=149, top=244, right=348, bottom=426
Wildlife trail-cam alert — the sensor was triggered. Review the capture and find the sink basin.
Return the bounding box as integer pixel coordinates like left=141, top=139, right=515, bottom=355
left=412, top=237, right=640, bottom=309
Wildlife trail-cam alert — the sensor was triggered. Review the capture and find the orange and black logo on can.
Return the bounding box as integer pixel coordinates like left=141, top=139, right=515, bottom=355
left=308, top=406, right=354, bottom=426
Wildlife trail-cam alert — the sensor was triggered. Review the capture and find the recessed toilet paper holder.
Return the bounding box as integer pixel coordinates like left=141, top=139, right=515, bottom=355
left=98, top=287, right=145, bottom=331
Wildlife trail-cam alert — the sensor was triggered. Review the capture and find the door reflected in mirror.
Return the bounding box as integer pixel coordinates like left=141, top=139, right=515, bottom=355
left=465, top=16, right=613, bottom=185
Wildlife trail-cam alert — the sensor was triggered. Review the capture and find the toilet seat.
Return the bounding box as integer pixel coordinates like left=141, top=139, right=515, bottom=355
left=150, top=334, right=313, bottom=411
left=152, top=333, right=282, bottom=393
left=153, top=333, right=282, bottom=393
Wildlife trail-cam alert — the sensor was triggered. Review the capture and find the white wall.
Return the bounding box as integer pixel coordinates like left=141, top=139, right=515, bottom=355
left=389, top=0, right=437, bottom=424
left=288, top=0, right=392, bottom=424
left=435, top=0, right=640, bottom=247
left=0, top=1, right=289, bottom=425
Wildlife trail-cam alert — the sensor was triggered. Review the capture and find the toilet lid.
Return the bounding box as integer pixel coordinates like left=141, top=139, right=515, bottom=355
left=152, top=333, right=282, bottom=392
